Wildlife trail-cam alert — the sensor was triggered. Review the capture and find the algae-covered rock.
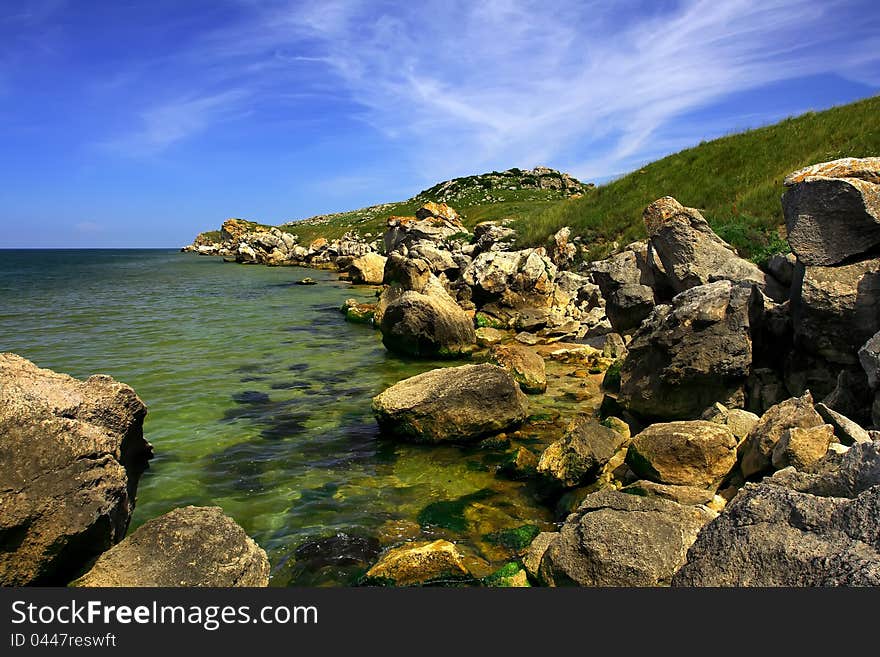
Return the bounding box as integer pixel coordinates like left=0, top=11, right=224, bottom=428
left=490, top=343, right=547, bottom=394
left=363, top=540, right=471, bottom=586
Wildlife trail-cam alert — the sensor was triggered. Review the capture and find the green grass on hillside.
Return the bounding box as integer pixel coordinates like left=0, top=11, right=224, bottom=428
left=515, top=95, right=880, bottom=262
left=197, top=96, right=879, bottom=264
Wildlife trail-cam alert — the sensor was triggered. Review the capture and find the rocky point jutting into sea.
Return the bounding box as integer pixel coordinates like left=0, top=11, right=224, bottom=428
left=3, top=158, right=880, bottom=586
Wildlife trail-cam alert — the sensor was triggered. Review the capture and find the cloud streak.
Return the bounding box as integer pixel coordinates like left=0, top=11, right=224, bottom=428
left=106, top=0, right=880, bottom=181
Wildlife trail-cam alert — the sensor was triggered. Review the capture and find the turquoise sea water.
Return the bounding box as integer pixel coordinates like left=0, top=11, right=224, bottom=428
left=0, top=250, right=560, bottom=585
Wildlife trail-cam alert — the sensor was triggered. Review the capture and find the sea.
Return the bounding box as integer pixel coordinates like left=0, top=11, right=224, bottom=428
left=0, top=249, right=557, bottom=585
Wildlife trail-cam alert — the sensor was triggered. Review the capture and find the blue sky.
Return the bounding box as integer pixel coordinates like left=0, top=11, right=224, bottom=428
left=1, top=0, right=879, bottom=248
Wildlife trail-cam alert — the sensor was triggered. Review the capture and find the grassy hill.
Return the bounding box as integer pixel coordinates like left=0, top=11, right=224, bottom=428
left=516, top=95, right=880, bottom=262
left=276, top=167, right=588, bottom=245
left=205, top=95, right=879, bottom=264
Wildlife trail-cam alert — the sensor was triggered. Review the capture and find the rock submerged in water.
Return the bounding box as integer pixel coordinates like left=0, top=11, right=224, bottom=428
left=489, top=343, right=547, bottom=394
left=379, top=277, right=476, bottom=358
left=0, top=353, right=152, bottom=586
left=71, top=506, right=269, bottom=587
left=363, top=540, right=472, bottom=586
left=536, top=416, right=629, bottom=488
left=348, top=252, right=387, bottom=285
left=371, top=363, right=528, bottom=443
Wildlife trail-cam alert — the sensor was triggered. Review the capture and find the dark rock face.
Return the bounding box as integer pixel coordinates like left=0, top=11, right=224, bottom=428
left=791, top=256, right=880, bottom=366
left=536, top=417, right=630, bottom=488
left=371, top=364, right=529, bottom=443
left=618, top=280, right=757, bottom=420
left=606, top=284, right=656, bottom=334
left=539, top=489, right=713, bottom=586
left=859, top=330, right=880, bottom=390
left=0, top=353, right=152, bottom=586
left=673, top=442, right=880, bottom=587
left=782, top=157, right=880, bottom=266
left=642, top=197, right=784, bottom=300
left=71, top=506, right=270, bottom=587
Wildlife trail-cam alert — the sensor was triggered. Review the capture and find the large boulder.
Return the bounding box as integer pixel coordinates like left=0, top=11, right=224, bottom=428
left=489, top=344, right=547, bottom=394
left=462, top=250, right=523, bottom=296
left=379, top=277, right=476, bottom=358
left=539, top=489, right=713, bottom=586
left=626, top=421, right=738, bottom=489
left=348, top=252, right=387, bottom=285
left=739, top=392, right=824, bottom=479
left=673, top=442, right=880, bottom=586
left=364, top=540, right=471, bottom=586
left=0, top=354, right=152, bottom=586
left=618, top=280, right=757, bottom=420
left=791, top=256, right=880, bottom=365
left=782, top=157, right=880, bottom=266
left=71, top=506, right=269, bottom=587
left=536, top=417, right=630, bottom=488
left=643, top=197, right=783, bottom=299
left=372, top=364, right=528, bottom=443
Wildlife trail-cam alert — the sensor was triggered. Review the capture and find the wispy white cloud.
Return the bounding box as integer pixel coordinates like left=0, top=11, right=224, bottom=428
left=105, top=0, right=880, bottom=180
left=100, top=90, right=249, bottom=155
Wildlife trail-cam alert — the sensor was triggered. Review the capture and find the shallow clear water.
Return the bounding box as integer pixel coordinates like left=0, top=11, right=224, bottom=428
left=0, top=250, right=563, bottom=585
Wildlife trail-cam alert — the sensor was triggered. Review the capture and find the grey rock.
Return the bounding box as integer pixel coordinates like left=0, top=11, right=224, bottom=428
left=71, top=506, right=270, bottom=587
left=859, top=331, right=880, bottom=389
left=782, top=157, right=880, bottom=266
left=815, top=403, right=872, bottom=445
left=523, top=532, right=558, bottom=582
left=539, top=489, right=713, bottom=586
left=673, top=442, right=880, bottom=586
left=618, top=280, right=757, bottom=420
left=643, top=197, right=784, bottom=300
left=606, top=283, right=655, bottom=333
left=379, top=277, right=476, bottom=358
left=792, top=256, right=880, bottom=365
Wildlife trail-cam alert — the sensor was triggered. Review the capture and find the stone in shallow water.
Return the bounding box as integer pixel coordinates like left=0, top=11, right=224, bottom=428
left=372, top=364, right=528, bottom=443
left=363, top=540, right=472, bottom=586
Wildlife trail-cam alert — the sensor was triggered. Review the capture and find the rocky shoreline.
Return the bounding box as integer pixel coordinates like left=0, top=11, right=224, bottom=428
left=3, top=157, right=879, bottom=586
